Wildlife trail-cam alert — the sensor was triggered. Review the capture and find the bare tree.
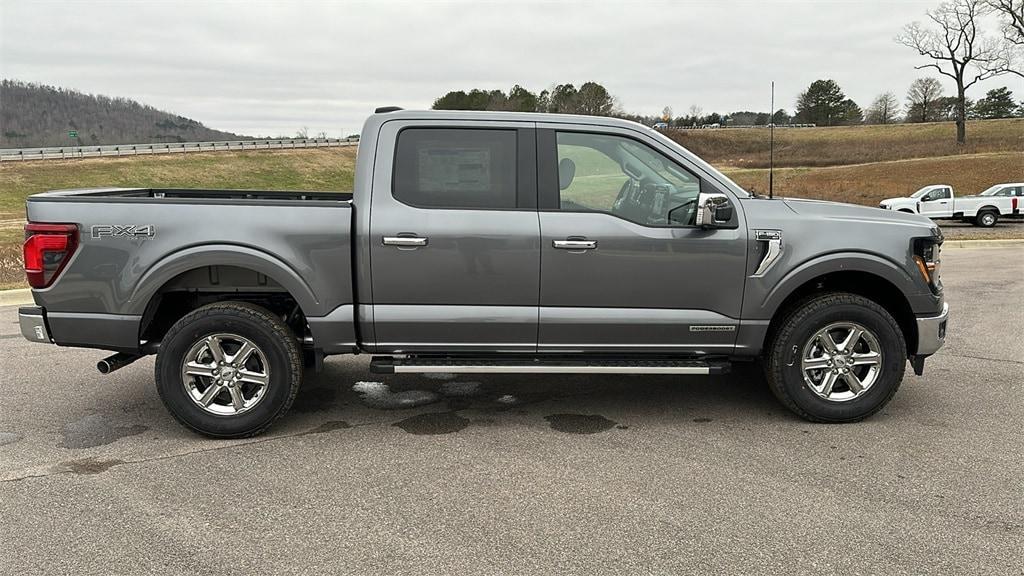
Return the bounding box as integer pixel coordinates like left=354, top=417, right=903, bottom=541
left=661, top=106, right=673, bottom=122
left=865, top=92, right=901, bottom=124
left=906, top=77, right=946, bottom=121
left=295, top=126, right=309, bottom=139
left=897, top=0, right=1013, bottom=143
left=985, top=0, right=1024, bottom=76
left=985, top=0, right=1024, bottom=43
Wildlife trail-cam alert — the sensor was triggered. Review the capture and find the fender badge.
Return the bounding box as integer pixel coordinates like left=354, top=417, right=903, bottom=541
left=91, top=224, right=156, bottom=239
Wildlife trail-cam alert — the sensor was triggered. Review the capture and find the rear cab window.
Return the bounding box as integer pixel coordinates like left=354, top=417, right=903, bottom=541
left=393, top=128, right=517, bottom=209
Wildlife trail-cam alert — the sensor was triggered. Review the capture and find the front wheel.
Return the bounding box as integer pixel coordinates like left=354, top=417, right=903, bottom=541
left=764, top=292, right=906, bottom=422
left=155, top=301, right=303, bottom=438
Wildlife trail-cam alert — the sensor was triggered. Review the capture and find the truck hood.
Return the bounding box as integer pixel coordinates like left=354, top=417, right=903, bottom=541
left=782, top=197, right=933, bottom=229
left=878, top=197, right=914, bottom=205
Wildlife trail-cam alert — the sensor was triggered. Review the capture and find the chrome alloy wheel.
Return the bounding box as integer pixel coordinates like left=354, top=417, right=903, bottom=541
left=801, top=322, right=883, bottom=402
left=181, top=333, right=270, bottom=415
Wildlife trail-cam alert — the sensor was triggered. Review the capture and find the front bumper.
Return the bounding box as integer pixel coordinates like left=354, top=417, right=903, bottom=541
left=915, top=302, right=949, bottom=356
left=19, top=306, right=52, bottom=344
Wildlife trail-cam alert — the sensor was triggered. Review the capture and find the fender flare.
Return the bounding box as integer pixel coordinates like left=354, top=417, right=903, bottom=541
left=756, top=251, right=917, bottom=317
left=126, top=244, right=321, bottom=316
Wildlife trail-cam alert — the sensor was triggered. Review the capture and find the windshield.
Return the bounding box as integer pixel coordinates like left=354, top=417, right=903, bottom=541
left=910, top=187, right=933, bottom=199
left=979, top=185, right=1003, bottom=196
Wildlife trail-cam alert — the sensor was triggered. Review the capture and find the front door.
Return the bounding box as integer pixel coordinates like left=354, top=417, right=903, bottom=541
left=919, top=186, right=953, bottom=218
left=536, top=128, right=747, bottom=354
left=369, top=122, right=540, bottom=353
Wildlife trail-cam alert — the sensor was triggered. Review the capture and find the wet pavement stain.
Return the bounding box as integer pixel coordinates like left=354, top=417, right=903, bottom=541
left=0, top=432, right=21, bottom=446
left=353, top=382, right=441, bottom=410
left=63, top=458, right=125, bottom=475
left=291, top=386, right=339, bottom=413
left=393, top=412, right=470, bottom=435
left=692, top=417, right=713, bottom=423
left=439, top=381, right=482, bottom=397
left=59, top=415, right=148, bottom=449
left=302, top=420, right=352, bottom=435
left=544, top=414, right=618, bottom=434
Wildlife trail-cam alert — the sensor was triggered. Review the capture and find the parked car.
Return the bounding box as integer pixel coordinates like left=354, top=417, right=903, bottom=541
left=652, top=122, right=669, bottom=130
left=19, top=108, right=948, bottom=437
left=879, top=183, right=1023, bottom=227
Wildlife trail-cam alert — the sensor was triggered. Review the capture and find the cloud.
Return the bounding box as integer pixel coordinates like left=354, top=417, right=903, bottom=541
left=2, top=0, right=1020, bottom=136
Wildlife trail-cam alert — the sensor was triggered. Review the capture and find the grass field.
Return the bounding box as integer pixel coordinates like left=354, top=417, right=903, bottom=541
left=1, top=119, right=1021, bottom=288
left=669, top=118, right=1024, bottom=169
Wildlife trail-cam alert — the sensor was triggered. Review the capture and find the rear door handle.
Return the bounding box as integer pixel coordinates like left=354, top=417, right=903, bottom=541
left=382, top=236, right=428, bottom=248
left=553, top=239, right=597, bottom=250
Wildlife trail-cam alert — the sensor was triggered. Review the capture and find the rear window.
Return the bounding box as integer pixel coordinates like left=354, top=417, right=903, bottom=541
left=393, top=128, right=517, bottom=209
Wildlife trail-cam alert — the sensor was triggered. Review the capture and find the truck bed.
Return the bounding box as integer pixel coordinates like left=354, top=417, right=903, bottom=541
left=26, top=187, right=355, bottom=353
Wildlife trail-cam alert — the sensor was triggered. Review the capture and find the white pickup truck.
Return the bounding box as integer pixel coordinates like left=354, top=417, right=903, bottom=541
left=879, top=183, right=1024, bottom=227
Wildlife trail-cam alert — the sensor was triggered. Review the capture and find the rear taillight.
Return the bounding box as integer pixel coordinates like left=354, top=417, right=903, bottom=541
left=24, top=223, right=79, bottom=288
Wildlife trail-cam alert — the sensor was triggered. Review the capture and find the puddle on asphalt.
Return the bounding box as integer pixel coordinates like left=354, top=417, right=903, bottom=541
left=0, top=432, right=21, bottom=446
left=62, top=457, right=125, bottom=475
left=352, top=381, right=441, bottom=410
left=393, top=412, right=470, bottom=435
left=303, top=420, right=352, bottom=435
left=439, top=381, right=482, bottom=397
left=544, top=413, right=618, bottom=434
left=59, top=414, right=148, bottom=449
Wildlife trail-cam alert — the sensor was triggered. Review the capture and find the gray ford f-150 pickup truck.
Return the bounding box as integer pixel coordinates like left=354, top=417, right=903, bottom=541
left=19, top=108, right=949, bottom=437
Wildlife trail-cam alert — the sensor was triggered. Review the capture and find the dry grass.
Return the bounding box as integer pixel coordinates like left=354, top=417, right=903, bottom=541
left=669, top=118, right=1024, bottom=169
left=0, top=147, right=357, bottom=216
left=1, top=128, right=1021, bottom=289
left=0, top=147, right=357, bottom=287
left=722, top=151, right=1024, bottom=206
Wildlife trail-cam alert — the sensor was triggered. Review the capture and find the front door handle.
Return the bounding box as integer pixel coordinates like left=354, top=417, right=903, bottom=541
left=382, top=236, right=428, bottom=248
left=553, top=239, right=597, bottom=250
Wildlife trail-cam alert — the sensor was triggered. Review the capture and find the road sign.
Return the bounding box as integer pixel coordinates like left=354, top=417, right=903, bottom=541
left=68, top=130, right=78, bottom=138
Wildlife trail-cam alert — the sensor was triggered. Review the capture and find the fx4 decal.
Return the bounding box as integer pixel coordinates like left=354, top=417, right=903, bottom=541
left=91, top=224, right=156, bottom=239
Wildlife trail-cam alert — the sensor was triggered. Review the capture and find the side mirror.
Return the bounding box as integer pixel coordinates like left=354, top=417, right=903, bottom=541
left=695, top=192, right=734, bottom=228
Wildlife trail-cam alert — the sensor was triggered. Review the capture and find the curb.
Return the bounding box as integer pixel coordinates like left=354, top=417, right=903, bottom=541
left=0, top=288, right=32, bottom=307
left=942, top=239, right=1024, bottom=249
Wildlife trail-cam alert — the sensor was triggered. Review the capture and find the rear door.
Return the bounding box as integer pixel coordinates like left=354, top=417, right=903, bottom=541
left=368, top=120, right=540, bottom=353
left=535, top=126, right=747, bottom=354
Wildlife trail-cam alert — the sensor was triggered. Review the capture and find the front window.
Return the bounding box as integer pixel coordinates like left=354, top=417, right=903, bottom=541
left=911, top=187, right=933, bottom=199
left=555, top=132, right=701, bottom=226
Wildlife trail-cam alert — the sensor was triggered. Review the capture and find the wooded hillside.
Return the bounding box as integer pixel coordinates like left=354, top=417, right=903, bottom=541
left=0, top=80, right=250, bottom=147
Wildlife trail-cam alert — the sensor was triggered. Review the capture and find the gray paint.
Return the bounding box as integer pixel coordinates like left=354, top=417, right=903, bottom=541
left=23, top=109, right=945, bottom=360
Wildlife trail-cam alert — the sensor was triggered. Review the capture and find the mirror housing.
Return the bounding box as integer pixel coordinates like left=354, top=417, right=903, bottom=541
left=695, top=192, right=735, bottom=229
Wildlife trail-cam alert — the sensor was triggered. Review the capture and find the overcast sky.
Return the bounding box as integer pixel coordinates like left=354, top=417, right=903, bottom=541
left=2, top=0, right=1021, bottom=137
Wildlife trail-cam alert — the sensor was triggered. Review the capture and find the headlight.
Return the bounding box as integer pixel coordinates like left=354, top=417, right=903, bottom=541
left=913, top=235, right=943, bottom=293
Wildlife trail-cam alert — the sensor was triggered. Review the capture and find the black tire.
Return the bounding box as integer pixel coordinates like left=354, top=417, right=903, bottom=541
left=764, top=292, right=906, bottom=423
left=155, top=301, right=303, bottom=438
left=974, top=210, right=998, bottom=227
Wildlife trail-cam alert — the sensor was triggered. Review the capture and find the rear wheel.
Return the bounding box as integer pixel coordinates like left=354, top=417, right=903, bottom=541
left=764, top=292, right=906, bottom=422
left=974, top=210, right=998, bottom=227
left=155, top=301, right=302, bottom=438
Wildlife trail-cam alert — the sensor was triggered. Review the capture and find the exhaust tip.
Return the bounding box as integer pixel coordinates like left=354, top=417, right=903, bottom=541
left=97, top=360, right=112, bottom=374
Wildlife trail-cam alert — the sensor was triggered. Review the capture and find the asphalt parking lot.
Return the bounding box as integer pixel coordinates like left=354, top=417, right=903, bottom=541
left=0, top=246, right=1021, bottom=575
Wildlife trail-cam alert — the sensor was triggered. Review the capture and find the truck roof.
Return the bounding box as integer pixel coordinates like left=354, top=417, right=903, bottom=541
left=367, top=108, right=652, bottom=131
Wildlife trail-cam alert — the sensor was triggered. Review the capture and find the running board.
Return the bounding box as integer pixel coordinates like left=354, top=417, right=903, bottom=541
left=370, top=356, right=730, bottom=375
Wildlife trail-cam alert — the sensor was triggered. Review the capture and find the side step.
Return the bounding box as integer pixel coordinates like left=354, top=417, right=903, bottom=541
left=370, top=356, right=730, bottom=375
